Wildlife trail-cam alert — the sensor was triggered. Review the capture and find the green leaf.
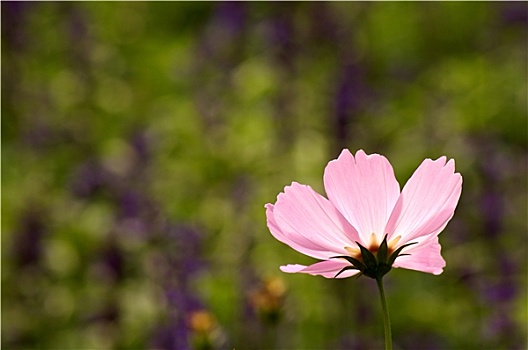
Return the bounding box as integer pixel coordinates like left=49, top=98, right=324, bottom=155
left=330, top=255, right=366, bottom=272
left=334, top=265, right=359, bottom=278
left=356, top=242, right=378, bottom=270
left=387, top=242, right=418, bottom=266
left=377, top=234, right=389, bottom=263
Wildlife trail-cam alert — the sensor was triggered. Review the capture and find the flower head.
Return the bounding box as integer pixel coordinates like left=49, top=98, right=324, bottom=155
left=265, top=149, right=462, bottom=279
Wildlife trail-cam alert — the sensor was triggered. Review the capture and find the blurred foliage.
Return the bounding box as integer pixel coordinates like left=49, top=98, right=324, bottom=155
left=2, top=2, right=527, bottom=349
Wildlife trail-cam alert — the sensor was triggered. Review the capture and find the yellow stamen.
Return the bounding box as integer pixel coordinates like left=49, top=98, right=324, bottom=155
left=369, top=233, right=379, bottom=250
left=344, top=234, right=404, bottom=261
left=344, top=246, right=361, bottom=259
left=388, top=235, right=402, bottom=253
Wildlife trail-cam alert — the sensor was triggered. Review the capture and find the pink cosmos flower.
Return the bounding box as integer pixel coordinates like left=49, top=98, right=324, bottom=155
left=265, top=149, right=462, bottom=279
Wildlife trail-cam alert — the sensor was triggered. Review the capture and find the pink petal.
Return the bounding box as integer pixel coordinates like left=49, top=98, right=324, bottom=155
left=268, top=182, right=360, bottom=260
left=323, top=149, right=400, bottom=245
left=392, top=236, right=446, bottom=275
left=280, top=260, right=360, bottom=279
left=385, top=157, right=462, bottom=245
left=266, top=204, right=335, bottom=260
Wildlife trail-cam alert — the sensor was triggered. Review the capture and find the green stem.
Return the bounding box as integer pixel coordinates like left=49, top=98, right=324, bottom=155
left=376, top=276, right=392, bottom=350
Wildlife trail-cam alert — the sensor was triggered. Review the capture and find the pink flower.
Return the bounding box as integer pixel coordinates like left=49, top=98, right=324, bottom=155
left=265, top=149, right=462, bottom=279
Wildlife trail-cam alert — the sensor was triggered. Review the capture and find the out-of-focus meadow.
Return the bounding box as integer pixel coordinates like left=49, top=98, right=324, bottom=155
left=2, top=2, right=527, bottom=349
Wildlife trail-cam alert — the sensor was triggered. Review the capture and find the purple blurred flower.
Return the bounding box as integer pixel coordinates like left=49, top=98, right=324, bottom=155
left=334, top=63, right=366, bottom=148
left=130, top=130, right=151, bottom=166
left=485, top=311, right=516, bottom=340
left=167, top=289, right=204, bottom=315
left=70, top=160, right=110, bottom=198
left=397, top=331, right=448, bottom=350
left=98, top=239, right=125, bottom=283
left=484, top=281, right=517, bottom=303
left=166, top=224, right=206, bottom=281
left=1, top=1, right=30, bottom=50
left=12, top=207, right=47, bottom=267
left=501, top=2, right=528, bottom=24
left=150, top=290, right=204, bottom=350
left=150, top=321, right=191, bottom=350
left=22, top=120, right=55, bottom=149
left=267, top=11, right=296, bottom=70
left=149, top=223, right=212, bottom=348
left=201, top=1, right=246, bottom=69
left=118, top=190, right=144, bottom=219
left=307, top=2, right=340, bottom=44
left=213, top=1, right=246, bottom=35
left=480, top=191, right=503, bottom=238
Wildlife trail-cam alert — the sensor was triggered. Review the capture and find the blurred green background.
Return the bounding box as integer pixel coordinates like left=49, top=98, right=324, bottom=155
left=2, top=2, right=527, bottom=349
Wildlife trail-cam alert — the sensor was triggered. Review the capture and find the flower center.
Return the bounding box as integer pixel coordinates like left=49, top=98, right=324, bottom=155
left=344, top=233, right=402, bottom=261
left=332, top=234, right=416, bottom=279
